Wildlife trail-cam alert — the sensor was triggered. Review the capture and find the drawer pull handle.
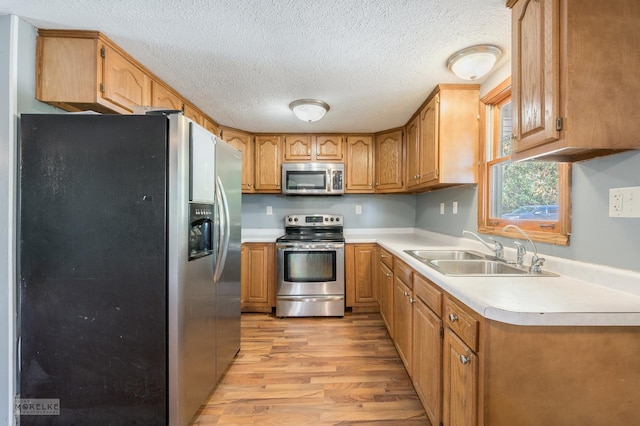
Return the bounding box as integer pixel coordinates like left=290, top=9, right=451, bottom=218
left=460, top=355, right=471, bottom=365
left=449, top=313, right=459, bottom=322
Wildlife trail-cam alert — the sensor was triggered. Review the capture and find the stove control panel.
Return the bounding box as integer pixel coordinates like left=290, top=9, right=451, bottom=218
left=285, top=214, right=343, bottom=226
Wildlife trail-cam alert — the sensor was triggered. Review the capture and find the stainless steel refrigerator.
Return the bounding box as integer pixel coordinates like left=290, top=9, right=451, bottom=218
left=17, top=113, right=241, bottom=425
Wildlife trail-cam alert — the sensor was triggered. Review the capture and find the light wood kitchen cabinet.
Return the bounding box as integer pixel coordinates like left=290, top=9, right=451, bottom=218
left=393, top=259, right=414, bottom=375
left=203, top=119, right=221, bottom=137
left=222, top=128, right=254, bottom=192
left=443, top=328, right=478, bottom=426
left=254, top=135, right=283, bottom=192
left=508, top=0, right=640, bottom=162
left=375, top=129, right=404, bottom=193
left=36, top=30, right=151, bottom=114
left=405, top=115, right=420, bottom=188
left=345, top=244, right=379, bottom=312
left=412, top=273, right=443, bottom=426
left=345, top=135, right=375, bottom=193
left=284, top=135, right=343, bottom=162
left=241, top=243, right=275, bottom=313
left=376, top=246, right=394, bottom=337
left=151, top=81, right=182, bottom=111
left=407, top=85, right=479, bottom=191
left=182, top=103, right=204, bottom=125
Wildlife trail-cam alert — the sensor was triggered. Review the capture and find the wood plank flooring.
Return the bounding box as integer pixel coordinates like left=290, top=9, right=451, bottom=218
left=191, top=312, right=430, bottom=425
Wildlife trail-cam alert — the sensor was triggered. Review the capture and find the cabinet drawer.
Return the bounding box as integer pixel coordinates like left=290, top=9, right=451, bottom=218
left=414, top=273, right=442, bottom=317
left=378, top=246, right=394, bottom=269
left=394, top=259, right=413, bottom=289
left=444, top=298, right=478, bottom=351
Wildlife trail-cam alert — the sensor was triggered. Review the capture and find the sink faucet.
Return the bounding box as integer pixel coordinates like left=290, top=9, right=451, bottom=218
left=502, top=224, right=545, bottom=273
left=462, top=230, right=504, bottom=260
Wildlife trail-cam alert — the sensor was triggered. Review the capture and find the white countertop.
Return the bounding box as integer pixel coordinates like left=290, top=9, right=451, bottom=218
left=242, top=228, right=640, bottom=326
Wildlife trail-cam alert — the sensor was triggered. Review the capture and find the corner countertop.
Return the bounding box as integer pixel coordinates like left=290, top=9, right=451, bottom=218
left=242, top=228, right=640, bottom=326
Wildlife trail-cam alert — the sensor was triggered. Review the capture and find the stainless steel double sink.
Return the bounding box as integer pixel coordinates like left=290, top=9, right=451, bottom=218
left=404, top=250, right=558, bottom=277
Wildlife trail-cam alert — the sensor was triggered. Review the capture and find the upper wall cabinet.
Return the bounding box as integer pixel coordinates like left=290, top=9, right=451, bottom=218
left=37, top=30, right=150, bottom=114
left=222, top=128, right=254, bottom=192
left=375, top=129, right=404, bottom=192
left=36, top=30, right=221, bottom=133
left=345, top=135, right=375, bottom=193
left=407, top=85, right=479, bottom=192
left=254, top=135, right=283, bottom=193
left=509, top=0, right=640, bottom=162
left=283, top=135, right=344, bottom=162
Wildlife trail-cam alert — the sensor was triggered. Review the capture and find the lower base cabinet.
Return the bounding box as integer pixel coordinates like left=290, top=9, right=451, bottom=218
left=443, top=328, right=478, bottom=426
left=413, top=296, right=442, bottom=426
left=345, top=243, right=379, bottom=312
left=240, top=242, right=275, bottom=313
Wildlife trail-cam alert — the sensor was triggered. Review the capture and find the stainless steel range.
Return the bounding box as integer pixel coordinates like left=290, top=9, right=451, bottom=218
left=276, top=214, right=345, bottom=317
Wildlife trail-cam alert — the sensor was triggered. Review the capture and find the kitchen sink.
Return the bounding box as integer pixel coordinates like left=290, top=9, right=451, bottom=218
left=404, top=249, right=485, bottom=261
left=427, top=259, right=558, bottom=277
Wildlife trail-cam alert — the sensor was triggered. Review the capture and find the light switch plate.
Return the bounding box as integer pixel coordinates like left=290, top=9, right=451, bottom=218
left=453, top=201, right=458, bottom=215
left=440, top=203, right=445, bottom=215
left=266, top=206, right=273, bottom=215
left=355, top=205, right=362, bottom=215
left=609, top=186, right=640, bottom=218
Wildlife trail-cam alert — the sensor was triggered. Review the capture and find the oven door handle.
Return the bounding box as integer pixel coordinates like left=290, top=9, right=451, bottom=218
left=277, top=296, right=345, bottom=302
left=276, top=243, right=344, bottom=250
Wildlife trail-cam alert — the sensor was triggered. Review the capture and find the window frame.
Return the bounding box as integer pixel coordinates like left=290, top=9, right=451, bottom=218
left=477, top=78, right=571, bottom=246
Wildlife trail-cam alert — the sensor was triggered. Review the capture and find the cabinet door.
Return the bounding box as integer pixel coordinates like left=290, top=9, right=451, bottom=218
left=151, top=81, right=183, bottom=110
left=443, top=329, right=477, bottom=426
left=375, top=130, right=404, bottom=192
left=419, top=95, right=439, bottom=184
left=511, top=0, right=560, bottom=152
left=316, top=136, right=343, bottom=161
left=413, top=299, right=442, bottom=426
left=102, top=44, right=151, bottom=112
left=284, top=135, right=312, bottom=161
left=183, top=103, right=204, bottom=125
left=254, top=135, right=282, bottom=192
left=377, top=260, right=394, bottom=337
left=222, top=129, right=254, bottom=192
left=241, top=243, right=274, bottom=311
left=393, top=278, right=413, bottom=375
left=406, top=115, right=420, bottom=188
left=345, top=244, right=378, bottom=309
left=345, top=136, right=374, bottom=193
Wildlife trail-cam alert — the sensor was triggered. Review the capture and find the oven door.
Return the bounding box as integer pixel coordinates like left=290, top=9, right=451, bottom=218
left=276, top=242, right=345, bottom=296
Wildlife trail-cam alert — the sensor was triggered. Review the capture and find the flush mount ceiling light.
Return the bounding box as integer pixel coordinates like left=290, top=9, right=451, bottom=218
left=289, top=99, right=330, bottom=122
left=446, top=45, right=502, bottom=81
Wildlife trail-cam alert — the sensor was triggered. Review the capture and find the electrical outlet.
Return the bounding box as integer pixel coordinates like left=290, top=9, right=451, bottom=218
left=609, top=186, right=640, bottom=218
left=453, top=201, right=458, bottom=215
left=440, top=203, right=445, bottom=215
left=266, top=206, right=272, bottom=215
left=355, top=205, right=362, bottom=215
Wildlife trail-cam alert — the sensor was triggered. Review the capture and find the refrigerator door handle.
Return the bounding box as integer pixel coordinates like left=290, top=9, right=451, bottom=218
left=214, top=176, right=230, bottom=282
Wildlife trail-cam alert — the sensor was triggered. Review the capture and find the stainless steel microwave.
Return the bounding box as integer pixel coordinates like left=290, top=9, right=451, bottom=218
left=281, top=162, right=344, bottom=195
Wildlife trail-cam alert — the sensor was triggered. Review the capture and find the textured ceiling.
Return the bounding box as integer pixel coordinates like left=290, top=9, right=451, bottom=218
left=1, top=0, right=511, bottom=133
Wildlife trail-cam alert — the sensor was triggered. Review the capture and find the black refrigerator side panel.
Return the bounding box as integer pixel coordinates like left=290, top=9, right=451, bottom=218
left=18, top=114, right=169, bottom=425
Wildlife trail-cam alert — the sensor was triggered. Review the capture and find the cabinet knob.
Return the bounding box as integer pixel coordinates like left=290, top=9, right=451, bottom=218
left=369, top=183, right=372, bottom=186
left=511, top=134, right=517, bottom=140
left=460, top=355, right=471, bottom=365
left=409, top=297, right=415, bottom=304
left=403, top=291, right=409, bottom=297
left=248, top=183, right=252, bottom=187
left=448, top=313, right=459, bottom=322
left=386, top=273, right=391, bottom=278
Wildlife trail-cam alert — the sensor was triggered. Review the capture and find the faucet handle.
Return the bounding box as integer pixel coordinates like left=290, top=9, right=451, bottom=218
left=487, top=237, right=504, bottom=259
left=530, top=255, right=546, bottom=273
left=513, top=242, right=526, bottom=267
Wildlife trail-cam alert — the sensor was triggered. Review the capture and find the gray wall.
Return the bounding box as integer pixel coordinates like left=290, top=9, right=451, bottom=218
left=415, top=151, right=640, bottom=273
left=242, top=193, right=416, bottom=230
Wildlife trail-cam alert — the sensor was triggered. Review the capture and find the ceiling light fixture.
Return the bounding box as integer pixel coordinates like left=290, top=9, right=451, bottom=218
left=289, top=99, right=330, bottom=122
left=446, top=45, right=502, bottom=81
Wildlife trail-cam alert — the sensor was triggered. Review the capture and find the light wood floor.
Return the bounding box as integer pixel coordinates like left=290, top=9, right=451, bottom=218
left=191, top=312, right=430, bottom=425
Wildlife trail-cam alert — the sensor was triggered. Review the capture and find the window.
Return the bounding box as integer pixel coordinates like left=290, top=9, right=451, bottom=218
left=478, top=78, right=571, bottom=245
